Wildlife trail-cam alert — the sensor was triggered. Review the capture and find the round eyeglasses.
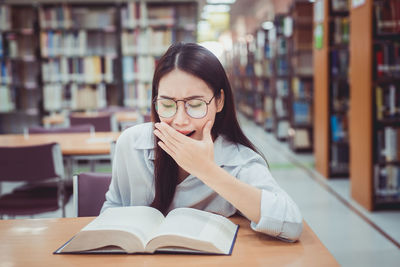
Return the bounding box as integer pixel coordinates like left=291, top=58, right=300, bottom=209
left=154, top=95, right=216, bottom=119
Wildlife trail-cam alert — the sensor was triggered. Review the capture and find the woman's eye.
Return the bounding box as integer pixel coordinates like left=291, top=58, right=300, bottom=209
left=162, top=104, right=174, bottom=108
left=188, top=101, right=203, bottom=108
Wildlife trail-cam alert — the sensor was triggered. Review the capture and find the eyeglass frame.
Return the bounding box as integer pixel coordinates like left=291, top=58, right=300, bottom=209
left=153, top=94, right=217, bottom=119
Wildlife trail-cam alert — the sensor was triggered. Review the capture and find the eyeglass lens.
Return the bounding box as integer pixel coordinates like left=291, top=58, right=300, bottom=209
left=156, top=99, right=208, bottom=118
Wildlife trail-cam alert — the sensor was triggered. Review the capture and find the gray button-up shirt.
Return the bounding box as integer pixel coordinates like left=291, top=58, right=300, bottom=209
left=101, top=123, right=303, bottom=241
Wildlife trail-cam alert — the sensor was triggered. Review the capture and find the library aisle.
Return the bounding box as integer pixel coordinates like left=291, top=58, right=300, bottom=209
left=238, top=114, right=400, bottom=267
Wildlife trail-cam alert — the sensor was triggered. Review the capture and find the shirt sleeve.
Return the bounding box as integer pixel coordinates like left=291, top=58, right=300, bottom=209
left=100, top=138, right=124, bottom=213
left=236, top=156, right=303, bottom=241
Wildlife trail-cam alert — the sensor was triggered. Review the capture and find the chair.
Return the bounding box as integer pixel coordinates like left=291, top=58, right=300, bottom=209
left=28, top=124, right=94, bottom=134
left=73, top=172, right=111, bottom=217
left=69, top=113, right=117, bottom=132
left=0, top=143, right=69, bottom=218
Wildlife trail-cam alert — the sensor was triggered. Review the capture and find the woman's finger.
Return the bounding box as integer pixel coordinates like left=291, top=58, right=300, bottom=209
left=154, top=129, right=179, bottom=151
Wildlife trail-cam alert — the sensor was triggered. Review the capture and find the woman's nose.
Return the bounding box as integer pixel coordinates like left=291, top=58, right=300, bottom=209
left=173, top=102, right=190, bottom=125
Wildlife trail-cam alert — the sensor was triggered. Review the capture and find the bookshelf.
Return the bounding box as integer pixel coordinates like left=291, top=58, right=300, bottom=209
left=314, top=0, right=350, bottom=177
left=350, top=0, right=400, bottom=210
left=0, top=3, right=42, bottom=133
left=39, top=2, right=119, bottom=113
left=0, top=4, right=40, bottom=115
left=230, top=29, right=273, bottom=131
left=0, top=0, right=198, bottom=133
left=272, top=14, right=291, bottom=141
left=121, top=1, right=197, bottom=114
left=287, top=0, right=314, bottom=152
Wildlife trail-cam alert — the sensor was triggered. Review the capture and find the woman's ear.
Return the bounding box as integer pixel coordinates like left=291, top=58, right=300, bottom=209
left=216, top=89, right=225, bottom=112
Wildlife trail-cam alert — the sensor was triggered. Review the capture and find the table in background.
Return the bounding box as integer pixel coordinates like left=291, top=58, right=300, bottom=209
left=42, top=111, right=142, bottom=130
left=0, top=132, right=120, bottom=178
left=0, top=216, right=339, bottom=266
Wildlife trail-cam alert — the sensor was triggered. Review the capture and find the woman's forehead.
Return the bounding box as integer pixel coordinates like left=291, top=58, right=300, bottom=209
left=158, top=69, right=213, bottom=97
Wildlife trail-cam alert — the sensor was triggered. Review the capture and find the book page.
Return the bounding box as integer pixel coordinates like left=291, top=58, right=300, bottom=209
left=146, top=208, right=238, bottom=254
left=82, top=206, right=165, bottom=244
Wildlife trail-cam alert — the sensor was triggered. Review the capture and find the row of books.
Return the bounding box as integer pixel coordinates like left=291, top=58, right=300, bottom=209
left=0, top=86, right=14, bottom=112
left=331, top=17, right=349, bottom=46
left=0, top=34, right=36, bottom=59
left=276, top=37, right=288, bottom=55
left=42, top=56, right=114, bottom=84
left=292, top=101, right=311, bottom=124
left=331, top=0, right=349, bottom=12
left=121, top=29, right=172, bottom=56
left=39, top=6, right=116, bottom=30
left=123, top=82, right=152, bottom=112
left=375, top=165, right=400, bottom=199
left=121, top=2, right=175, bottom=29
left=276, top=79, right=289, bottom=97
left=1, top=60, right=38, bottom=87
left=376, top=84, right=400, bottom=120
left=331, top=80, right=349, bottom=111
left=376, top=127, right=400, bottom=162
left=275, top=58, right=290, bottom=76
left=374, top=0, right=400, bottom=35
left=0, top=6, right=35, bottom=30
left=0, top=6, right=11, bottom=31
left=275, top=98, right=289, bottom=118
left=331, top=114, right=348, bottom=142
left=43, top=83, right=107, bottom=112
left=331, top=49, right=349, bottom=77
left=292, top=27, right=313, bottom=51
left=253, top=60, right=272, bottom=78
left=40, top=31, right=117, bottom=58
left=292, top=77, right=312, bottom=99
left=0, top=61, right=12, bottom=84
left=330, top=143, right=349, bottom=171
left=375, top=41, right=400, bottom=78
left=291, top=52, right=313, bottom=76
left=122, top=56, right=155, bottom=83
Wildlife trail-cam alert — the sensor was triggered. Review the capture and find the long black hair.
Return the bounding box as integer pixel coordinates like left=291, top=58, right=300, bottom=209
left=150, top=43, right=261, bottom=214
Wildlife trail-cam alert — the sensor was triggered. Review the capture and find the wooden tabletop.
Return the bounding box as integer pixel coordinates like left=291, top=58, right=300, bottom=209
left=0, top=132, right=120, bottom=155
left=43, top=111, right=140, bottom=125
left=0, top=216, right=338, bottom=266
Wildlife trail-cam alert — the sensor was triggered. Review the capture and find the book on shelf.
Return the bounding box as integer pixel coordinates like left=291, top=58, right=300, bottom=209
left=0, top=85, right=14, bottom=112
left=332, top=17, right=349, bottom=45
left=147, top=6, right=175, bottom=27
left=292, top=77, right=312, bottom=99
left=330, top=114, right=348, bottom=142
left=331, top=49, right=349, bottom=77
left=293, top=101, right=311, bottom=124
left=330, top=143, right=349, bottom=170
left=374, top=0, right=400, bottom=35
left=375, top=42, right=400, bottom=78
left=54, top=206, right=239, bottom=255
left=0, top=6, right=11, bottom=31
left=375, top=84, right=400, bottom=120
left=375, top=165, right=400, bottom=199
left=276, top=120, right=290, bottom=139
left=376, top=127, right=400, bottom=162
left=43, top=84, right=63, bottom=112
left=331, top=0, right=349, bottom=12
left=291, top=128, right=310, bottom=149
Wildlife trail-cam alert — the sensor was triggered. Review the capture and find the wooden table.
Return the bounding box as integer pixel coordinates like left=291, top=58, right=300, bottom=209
left=0, top=216, right=339, bottom=266
left=0, top=132, right=120, bottom=155
left=0, top=132, right=120, bottom=177
left=43, top=111, right=141, bottom=130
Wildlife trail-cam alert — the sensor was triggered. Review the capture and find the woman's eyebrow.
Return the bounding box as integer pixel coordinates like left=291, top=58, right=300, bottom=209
left=158, top=95, right=205, bottom=100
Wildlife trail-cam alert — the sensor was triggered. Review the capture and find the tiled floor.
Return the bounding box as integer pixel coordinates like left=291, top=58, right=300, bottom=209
left=2, top=115, right=400, bottom=266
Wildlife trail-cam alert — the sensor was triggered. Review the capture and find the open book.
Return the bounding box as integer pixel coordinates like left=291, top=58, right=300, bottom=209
left=54, top=206, right=239, bottom=255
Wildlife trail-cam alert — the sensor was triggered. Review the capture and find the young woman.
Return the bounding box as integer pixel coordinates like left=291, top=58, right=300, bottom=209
left=101, top=43, right=303, bottom=241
